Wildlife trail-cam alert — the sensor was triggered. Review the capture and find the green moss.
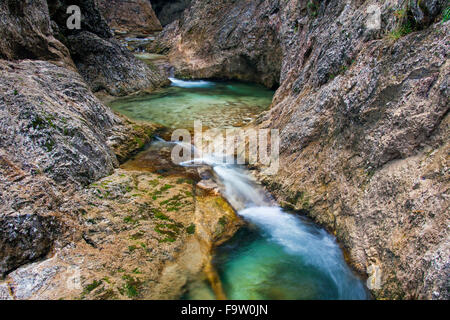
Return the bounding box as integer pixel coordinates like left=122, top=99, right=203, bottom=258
left=134, top=137, right=145, bottom=149
left=186, top=223, right=196, bottom=235
left=153, top=210, right=170, bottom=221
left=218, top=216, right=227, bottom=227
left=84, top=280, right=102, bottom=293
left=44, top=139, right=55, bottom=152
left=121, top=275, right=140, bottom=298
left=160, top=184, right=174, bottom=192
left=123, top=216, right=139, bottom=224
left=159, top=237, right=176, bottom=243
left=307, top=1, right=318, bottom=17
left=132, top=268, right=141, bottom=274
left=128, top=245, right=137, bottom=252
left=442, top=6, right=450, bottom=23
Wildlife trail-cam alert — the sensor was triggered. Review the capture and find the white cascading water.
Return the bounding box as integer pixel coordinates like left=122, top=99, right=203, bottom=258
left=169, top=137, right=368, bottom=299
left=169, top=77, right=216, bottom=88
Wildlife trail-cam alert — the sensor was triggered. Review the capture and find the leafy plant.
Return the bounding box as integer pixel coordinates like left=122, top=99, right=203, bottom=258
left=443, top=6, right=450, bottom=23
left=186, top=223, right=196, bottom=235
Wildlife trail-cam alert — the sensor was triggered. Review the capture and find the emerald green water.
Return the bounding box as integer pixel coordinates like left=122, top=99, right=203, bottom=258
left=110, top=78, right=369, bottom=300
left=214, top=225, right=368, bottom=300
left=108, top=79, right=274, bottom=128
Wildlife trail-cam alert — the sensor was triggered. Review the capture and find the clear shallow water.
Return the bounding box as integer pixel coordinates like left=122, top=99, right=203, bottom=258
left=108, top=79, right=274, bottom=129
left=113, top=79, right=369, bottom=300
left=179, top=149, right=369, bottom=300
left=214, top=211, right=368, bottom=300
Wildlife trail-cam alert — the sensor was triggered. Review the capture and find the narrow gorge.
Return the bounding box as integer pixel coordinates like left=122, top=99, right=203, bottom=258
left=0, top=0, right=448, bottom=301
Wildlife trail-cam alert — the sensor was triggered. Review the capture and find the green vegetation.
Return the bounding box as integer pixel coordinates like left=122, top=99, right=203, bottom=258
left=123, top=216, right=139, bottom=225
left=44, top=139, right=55, bottom=152
left=307, top=1, right=318, bottom=18
left=153, top=210, right=170, bottom=221
left=84, top=280, right=102, bottom=294
left=218, top=216, right=227, bottom=227
left=389, top=20, right=413, bottom=40
left=389, top=3, right=416, bottom=41
left=121, top=275, right=140, bottom=298
left=443, top=6, right=450, bottom=23
left=186, top=223, right=196, bottom=235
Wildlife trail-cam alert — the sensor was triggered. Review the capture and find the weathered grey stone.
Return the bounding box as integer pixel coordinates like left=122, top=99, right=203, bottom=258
left=157, top=0, right=450, bottom=299
left=0, top=0, right=73, bottom=67
left=96, top=0, right=162, bottom=34
left=66, top=31, right=169, bottom=96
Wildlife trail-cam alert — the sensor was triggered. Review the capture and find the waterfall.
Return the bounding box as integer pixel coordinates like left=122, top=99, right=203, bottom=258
left=155, top=117, right=368, bottom=299
left=169, top=77, right=215, bottom=88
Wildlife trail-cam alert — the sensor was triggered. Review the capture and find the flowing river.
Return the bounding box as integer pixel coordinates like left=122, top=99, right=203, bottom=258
left=109, top=78, right=369, bottom=300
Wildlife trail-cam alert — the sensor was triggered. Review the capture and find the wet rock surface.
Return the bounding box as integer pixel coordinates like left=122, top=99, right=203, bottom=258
left=157, top=0, right=450, bottom=299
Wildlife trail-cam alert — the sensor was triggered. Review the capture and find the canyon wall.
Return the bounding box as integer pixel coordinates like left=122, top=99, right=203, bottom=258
left=151, top=0, right=192, bottom=26
left=48, top=0, right=168, bottom=95
left=0, top=0, right=165, bottom=278
left=156, top=0, right=449, bottom=299
left=96, top=0, right=162, bottom=34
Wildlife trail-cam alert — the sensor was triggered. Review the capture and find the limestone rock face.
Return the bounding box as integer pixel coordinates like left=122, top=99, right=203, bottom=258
left=0, top=59, right=160, bottom=276
left=48, top=0, right=168, bottom=96
left=0, top=0, right=73, bottom=67
left=156, top=0, right=449, bottom=299
left=151, top=0, right=283, bottom=88
left=96, top=0, right=162, bottom=34
left=66, top=31, right=168, bottom=95
left=151, top=0, right=192, bottom=26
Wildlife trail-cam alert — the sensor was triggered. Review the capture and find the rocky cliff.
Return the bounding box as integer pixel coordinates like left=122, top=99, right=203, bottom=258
left=96, top=0, right=162, bottom=34
left=48, top=0, right=168, bottom=96
left=154, top=0, right=449, bottom=299
left=0, top=0, right=239, bottom=300
left=151, top=0, right=192, bottom=26
left=0, top=0, right=166, bottom=280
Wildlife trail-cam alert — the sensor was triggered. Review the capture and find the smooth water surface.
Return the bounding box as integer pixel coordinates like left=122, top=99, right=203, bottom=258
left=108, top=79, right=274, bottom=128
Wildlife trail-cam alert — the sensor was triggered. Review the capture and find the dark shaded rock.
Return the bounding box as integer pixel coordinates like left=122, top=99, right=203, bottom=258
left=67, top=31, right=169, bottom=95
left=0, top=215, right=62, bottom=277
left=0, top=0, right=73, bottom=67
left=409, top=0, right=446, bottom=26
left=151, top=0, right=192, bottom=26
left=48, top=0, right=168, bottom=95
left=48, top=0, right=112, bottom=38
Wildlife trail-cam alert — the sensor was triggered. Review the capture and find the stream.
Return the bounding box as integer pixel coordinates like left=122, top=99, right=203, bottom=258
left=109, top=78, right=370, bottom=300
